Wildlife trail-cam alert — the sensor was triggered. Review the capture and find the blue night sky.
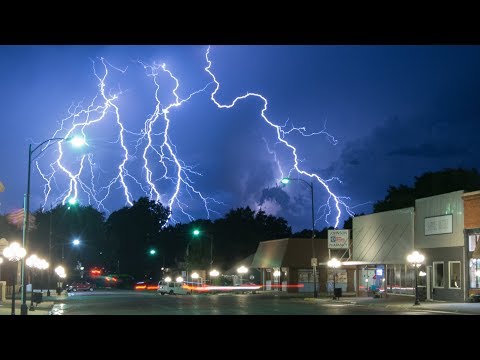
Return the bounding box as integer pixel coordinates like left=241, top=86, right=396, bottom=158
left=0, top=45, right=479, bottom=232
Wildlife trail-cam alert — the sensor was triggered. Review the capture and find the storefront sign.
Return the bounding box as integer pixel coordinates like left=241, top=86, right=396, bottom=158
left=424, top=214, right=452, bottom=236
left=328, top=229, right=350, bottom=249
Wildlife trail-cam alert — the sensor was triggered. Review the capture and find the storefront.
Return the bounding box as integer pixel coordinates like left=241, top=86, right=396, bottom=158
left=463, top=190, right=480, bottom=297
left=415, top=191, right=466, bottom=302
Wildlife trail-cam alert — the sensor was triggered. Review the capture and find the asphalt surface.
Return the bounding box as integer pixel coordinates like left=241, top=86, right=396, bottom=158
left=4, top=289, right=480, bottom=315
left=44, top=289, right=480, bottom=315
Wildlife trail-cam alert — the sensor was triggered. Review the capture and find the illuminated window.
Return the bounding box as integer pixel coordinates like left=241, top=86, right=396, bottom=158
left=433, top=262, right=444, bottom=288
left=469, top=235, right=479, bottom=252
left=469, top=259, right=480, bottom=289
left=448, top=261, right=461, bottom=289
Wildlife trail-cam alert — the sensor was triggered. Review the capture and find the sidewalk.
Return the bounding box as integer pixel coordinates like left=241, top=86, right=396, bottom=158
left=304, top=293, right=480, bottom=314
left=0, top=289, right=67, bottom=315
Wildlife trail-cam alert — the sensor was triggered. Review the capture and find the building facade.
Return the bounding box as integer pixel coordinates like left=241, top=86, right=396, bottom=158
left=414, top=190, right=466, bottom=302
left=462, top=190, right=480, bottom=298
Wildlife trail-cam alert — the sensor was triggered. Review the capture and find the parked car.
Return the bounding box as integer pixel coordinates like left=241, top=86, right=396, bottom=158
left=67, top=280, right=95, bottom=292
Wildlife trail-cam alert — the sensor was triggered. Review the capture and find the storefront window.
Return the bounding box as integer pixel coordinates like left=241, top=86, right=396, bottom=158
left=433, top=262, right=444, bottom=288
left=449, top=261, right=461, bottom=289
left=469, top=235, right=480, bottom=252
left=469, top=258, right=480, bottom=289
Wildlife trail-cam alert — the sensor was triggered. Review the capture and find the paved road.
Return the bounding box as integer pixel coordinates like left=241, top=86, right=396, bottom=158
left=48, top=290, right=479, bottom=315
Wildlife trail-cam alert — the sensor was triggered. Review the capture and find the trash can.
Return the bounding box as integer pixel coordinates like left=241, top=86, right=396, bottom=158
left=334, top=287, right=342, bottom=298
left=32, top=292, right=43, bottom=305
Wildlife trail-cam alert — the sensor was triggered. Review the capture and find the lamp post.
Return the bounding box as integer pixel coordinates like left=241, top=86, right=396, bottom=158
left=3, top=242, right=27, bottom=315
left=26, top=254, right=39, bottom=311
left=209, top=269, right=219, bottom=286
left=192, top=229, right=214, bottom=270
left=327, top=257, right=341, bottom=300
left=407, top=250, right=425, bottom=306
left=21, top=135, right=84, bottom=315
left=237, top=265, right=248, bottom=285
left=191, top=272, right=199, bottom=288
left=54, top=265, right=67, bottom=295
left=26, top=256, right=48, bottom=311
left=281, top=177, right=317, bottom=298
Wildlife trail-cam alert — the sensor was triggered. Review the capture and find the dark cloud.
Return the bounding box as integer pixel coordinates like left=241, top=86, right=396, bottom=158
left=388, top=143, right=470, bottom=158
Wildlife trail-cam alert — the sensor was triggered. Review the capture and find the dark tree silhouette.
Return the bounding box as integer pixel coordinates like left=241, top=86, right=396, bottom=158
left=373, top=168, right=480, bottom=213
left=105, top=197, right=170, bottom=279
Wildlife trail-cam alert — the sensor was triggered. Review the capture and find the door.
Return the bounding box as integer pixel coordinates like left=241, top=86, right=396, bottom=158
left=426, top=265, right=432, bottom=300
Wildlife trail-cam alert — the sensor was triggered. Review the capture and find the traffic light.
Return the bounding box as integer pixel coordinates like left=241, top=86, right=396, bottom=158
left=149, top=249, right=156, bottom=255
left=193, top=229, right=200, bottom=236
left=67, top=197, right=78, bottom=210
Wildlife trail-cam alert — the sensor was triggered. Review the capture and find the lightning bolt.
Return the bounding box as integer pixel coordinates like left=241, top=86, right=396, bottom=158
left=205, top=46, right=354, bottom=228
left=36, top=46, right=360, bottom=229
left=38, top=54, right=223, bottom=225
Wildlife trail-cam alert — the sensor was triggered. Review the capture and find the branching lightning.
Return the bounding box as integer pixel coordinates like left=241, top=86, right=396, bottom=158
left=36, top=46, right=359, bottom=229
left=204, top=46, right=356, bottom=228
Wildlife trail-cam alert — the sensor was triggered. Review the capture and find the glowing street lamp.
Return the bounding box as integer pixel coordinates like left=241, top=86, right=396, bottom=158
left=21, top=135, right=84, bottom=315
left=192, top=228, right=214, bottom=268
left=407, top=250, right=425, bottom=305
left=191, top=272, right=199, bottom=286
left=3, top=242, right=27, bottom=315
left=175, top=276, right=183, bottom=283
left=72, top=239, right=80, bottom=246
left=237, top=265, right=248, bottom=285
left=26, top=255, right=48, bottom=311
left=209, top=269, right=219, bottom=277
left=327, top=257, right=341, bottom=300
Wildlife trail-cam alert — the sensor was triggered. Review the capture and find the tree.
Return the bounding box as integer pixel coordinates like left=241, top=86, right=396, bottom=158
left=105, top=197, right=170, bottom=279
left=373, top=168, right=480, bottom=213
left=213, top=207, right=292, bottom=270
left=29, top=204, right=107, bottom=273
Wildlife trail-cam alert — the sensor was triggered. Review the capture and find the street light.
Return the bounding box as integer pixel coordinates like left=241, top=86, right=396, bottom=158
left=26, top=254, right=39, bottom=311
left=26, top=255, right=48, bottom=311
left=209, top=269, right=219, bottom=286
left=407, top=250, right=425, bottom=306
left=192, top=229, right=214, bottom=268
left=21, top=135, right=84, bottom=315
left=327, top=257, right=341, bottom=300
left=54, top=265, right=67, bottom=295
left=3, top=242, right=27, bottom=315
left=237, top=265, right=248, bottom=285
left=191, top=272, right=200, bottom=288
left=281, top=177, right=317, bottom=298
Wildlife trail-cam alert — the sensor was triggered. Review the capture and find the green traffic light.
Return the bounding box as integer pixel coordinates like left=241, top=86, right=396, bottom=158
left=149, top=249, right=156, bottom=255
left=193, top=229, right=200, bottom=236
left=281, top=178, right=290, bottom=184
left=67, top=197, right=78, bottom=210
